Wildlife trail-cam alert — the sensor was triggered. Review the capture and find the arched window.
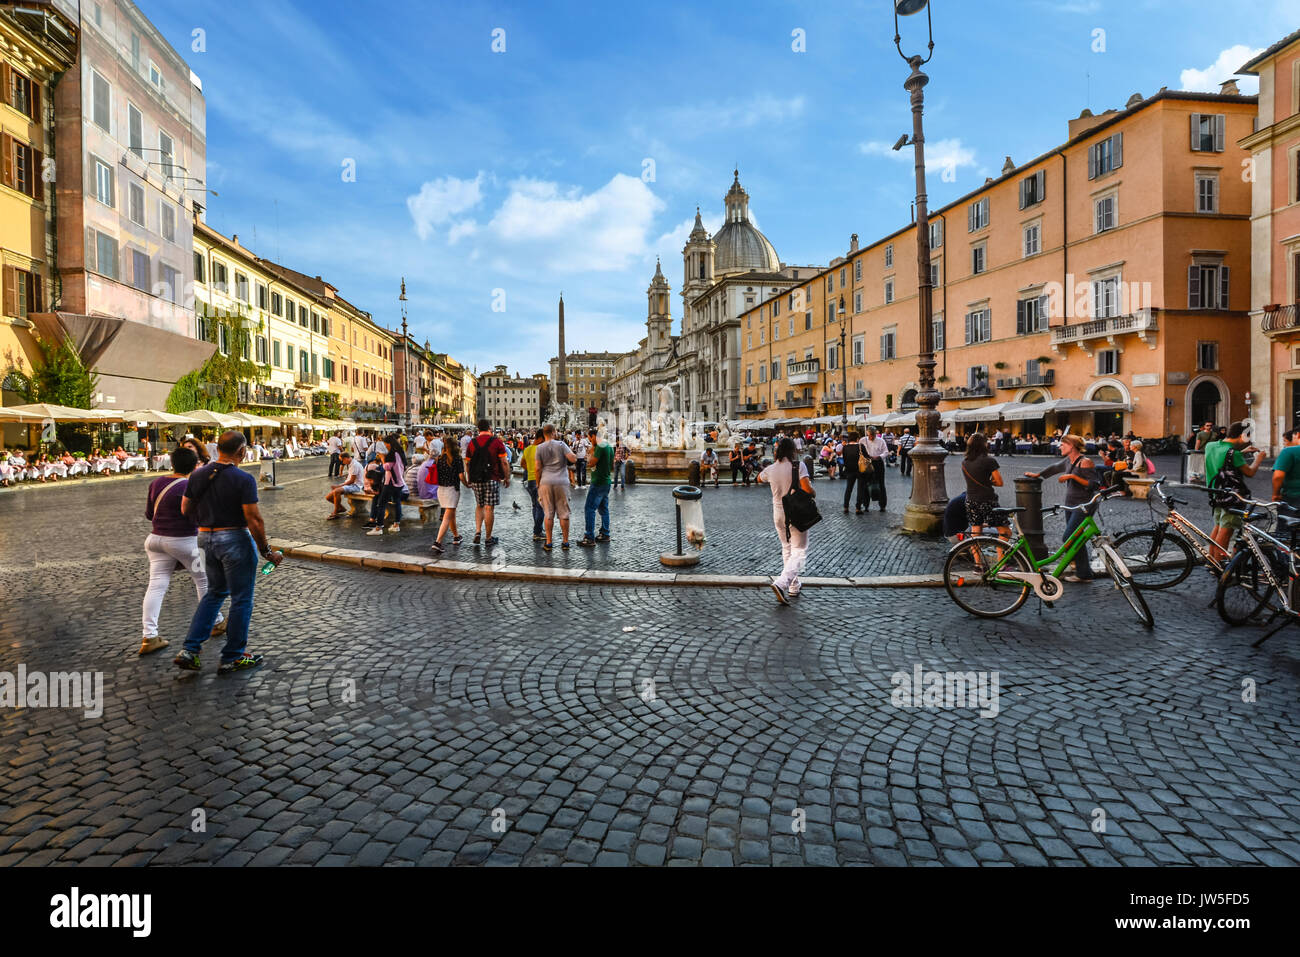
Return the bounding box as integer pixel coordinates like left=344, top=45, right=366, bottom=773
left=1093, top=385, right=1123, bottom=404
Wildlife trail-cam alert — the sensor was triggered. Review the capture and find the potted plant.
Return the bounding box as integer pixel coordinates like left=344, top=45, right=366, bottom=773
left=994, top=361, right=1007, bottom=370
left=1035, top=355, right=1052, bottom=365
left=937, top=375, right=950, bottom=384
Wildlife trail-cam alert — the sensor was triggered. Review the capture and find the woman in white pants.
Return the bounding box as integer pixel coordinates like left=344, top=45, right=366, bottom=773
left=758, top=437, right=815, bottom=605
left=140, top=446, right=223, bottom=654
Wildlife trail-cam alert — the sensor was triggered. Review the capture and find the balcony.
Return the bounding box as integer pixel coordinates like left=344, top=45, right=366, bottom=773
left=295, top=372, right=321, bottom=388
left=777, top=395, right=814, bottom=409
left=1262, top=304, right=1300, bottom=334
left=941, top=384, right=994, bottom=400
left=995, top=369, right=1055, bottom=390
left=846, top=388, right=872, bottom=401
left=1050, top=310, right=1158, bottom=352
left=787, top=359, right=821, bottom=385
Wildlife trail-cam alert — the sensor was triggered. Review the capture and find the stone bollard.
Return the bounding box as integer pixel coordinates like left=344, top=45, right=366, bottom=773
left=804, top=456, right=816, bottom=482
left=1013, top=475, right=1046, bottom=561
left=687, top=460, right=701, bottom=487
left=625, top=461, right=637, bottom=486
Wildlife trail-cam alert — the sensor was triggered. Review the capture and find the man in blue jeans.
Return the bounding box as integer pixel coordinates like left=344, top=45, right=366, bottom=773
left=176, top=430, right=282, bottom=673
left=577, top=428, right=613, bottom=546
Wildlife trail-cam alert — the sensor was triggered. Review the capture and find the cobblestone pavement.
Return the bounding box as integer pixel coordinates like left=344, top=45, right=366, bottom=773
left=0, top=452, right=1231, bottom=580
left=1, top=474, right=1299, bottom=866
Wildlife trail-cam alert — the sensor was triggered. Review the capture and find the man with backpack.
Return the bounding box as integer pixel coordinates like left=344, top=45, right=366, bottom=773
left=1205, top=423, right=1264, bottom=561
left=463, top=418, right=510, bottom=546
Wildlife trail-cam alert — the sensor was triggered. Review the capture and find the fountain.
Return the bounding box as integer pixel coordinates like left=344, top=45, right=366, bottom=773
left=620, top=385, right=716, bottom=480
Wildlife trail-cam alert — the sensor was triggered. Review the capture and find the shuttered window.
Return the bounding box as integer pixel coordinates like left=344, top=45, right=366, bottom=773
left=967, top=198, right=990, bottom=232
left=91, top=69, right=110, bottom=132
left=1189, top=113, right=1226, bottom=152
left=1016, top=296, right=1051, bottom=334
left=1188, top=264, right=1230, bottom=310
left=3, top=266, right=43, bottom=317
left=1019, top=170, right=1046, bottom=208
left=1088, top=132, right=1124, bottom=179
left=964, top=309, right=992, bottom=344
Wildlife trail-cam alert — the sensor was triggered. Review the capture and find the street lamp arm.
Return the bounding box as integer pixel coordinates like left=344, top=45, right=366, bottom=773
left=893, top=0, right=935, bottom=65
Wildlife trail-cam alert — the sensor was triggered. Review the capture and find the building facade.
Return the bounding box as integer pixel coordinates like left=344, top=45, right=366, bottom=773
left=548, top=349, right=618, bottom=418
left=738, top=89, right=1258, bottom=441
left=0, top=1, right=76, bottom=408
left=606, top=171, right=821, bottom=431
left=45, top=0, right=211, bottom=409
left=191, top=222, right=327, bottom=418
left=1241, top=30, right=1300, bottom=452
left=476, top=364, right=540, bottom=429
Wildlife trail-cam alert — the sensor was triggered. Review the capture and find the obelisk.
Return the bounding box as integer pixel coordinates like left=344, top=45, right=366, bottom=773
left=556, top=293, right=569, bottom=406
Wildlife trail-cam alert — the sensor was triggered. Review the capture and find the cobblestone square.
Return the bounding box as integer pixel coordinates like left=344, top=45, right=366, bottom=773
left=1, top=457, right=1297, bottom=867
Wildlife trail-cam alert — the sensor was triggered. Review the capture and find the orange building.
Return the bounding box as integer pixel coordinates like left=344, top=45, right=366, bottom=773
left=1241, top=30, right=1300, bottom=453
left=739, top=88, right=1257, bottom=442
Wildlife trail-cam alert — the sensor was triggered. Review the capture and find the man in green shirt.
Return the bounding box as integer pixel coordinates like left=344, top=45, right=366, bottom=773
left=1194, top=421, right=1215, bottom=451
left=1206, top=422, right=1264, bottom=560
left=1271, top=429, right=1300, bottom=507
left=578, top=428, right=614, bottom=546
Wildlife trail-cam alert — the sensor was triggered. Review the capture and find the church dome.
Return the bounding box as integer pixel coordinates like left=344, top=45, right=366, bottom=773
left=711, top=170, right=780, bottom=274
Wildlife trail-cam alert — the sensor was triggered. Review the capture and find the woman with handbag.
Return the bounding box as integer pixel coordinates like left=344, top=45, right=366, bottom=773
left=961, top=432, right=1009, bottom=539
left=758, top=437, right=818, bottom=605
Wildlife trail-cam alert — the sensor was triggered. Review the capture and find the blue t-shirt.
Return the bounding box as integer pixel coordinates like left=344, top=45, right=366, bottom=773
left=184, top=462, right=259, bottom=528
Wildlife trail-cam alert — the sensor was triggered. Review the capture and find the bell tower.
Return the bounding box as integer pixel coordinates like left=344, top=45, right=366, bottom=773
left=681, top=207, right=714, bottom=333
left=647, top=259, right=672, bottom=353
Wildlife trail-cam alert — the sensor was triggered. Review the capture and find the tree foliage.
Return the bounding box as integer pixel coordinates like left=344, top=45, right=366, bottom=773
left=3, top=334, right=98, bottom=408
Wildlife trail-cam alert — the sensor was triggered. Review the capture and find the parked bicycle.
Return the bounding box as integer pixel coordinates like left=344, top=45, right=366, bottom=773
left=943, top=487, right=1153, bottom=628
left=1113, top=480, right=1288, bottom=590
left=1215, top=496, right=1300, bottom=644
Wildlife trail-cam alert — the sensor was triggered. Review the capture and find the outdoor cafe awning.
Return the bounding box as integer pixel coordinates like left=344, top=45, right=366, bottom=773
left=1000, top=397, right=1130, bottom=419
left=178, top=409, right=242, bottom=428
left=1, top=403, right=123, bottom=423
left=951, top=402, right=1027, bottom=423
left=121, top=409, right=205, bottom=425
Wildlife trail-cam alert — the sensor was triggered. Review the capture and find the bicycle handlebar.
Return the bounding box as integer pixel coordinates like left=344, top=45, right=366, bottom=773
left=1042, top=486, right=1124, bottom=516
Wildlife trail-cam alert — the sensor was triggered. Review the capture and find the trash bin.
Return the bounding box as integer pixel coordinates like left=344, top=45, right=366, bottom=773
left=660, top=485, right=704, bottom=567
left=1013, top=475, right=1046, bottom=562
left=1184, top=449, right=1206, bottom=485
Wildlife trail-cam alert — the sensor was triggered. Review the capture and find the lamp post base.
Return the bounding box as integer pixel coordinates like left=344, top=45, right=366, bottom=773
left=901, top=445, right=947, bottom=536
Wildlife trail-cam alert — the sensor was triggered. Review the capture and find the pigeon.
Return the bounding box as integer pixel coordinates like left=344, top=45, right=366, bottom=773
left=512, top=501, right=520, bottom=510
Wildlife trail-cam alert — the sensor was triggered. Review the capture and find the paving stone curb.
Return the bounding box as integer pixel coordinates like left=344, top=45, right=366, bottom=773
left=269, top=539, right=944, bottom=589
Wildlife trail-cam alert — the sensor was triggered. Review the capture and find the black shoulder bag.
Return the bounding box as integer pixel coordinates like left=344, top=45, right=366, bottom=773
left=781, top=461, right=822, bottom=533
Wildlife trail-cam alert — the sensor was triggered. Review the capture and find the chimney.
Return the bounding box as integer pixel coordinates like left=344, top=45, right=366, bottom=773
left=1125, top=92, right=1144, bottom=108
left=849, top=233, right=859, bottom=253
left=1001, top=156, right=1015, bottom=176
left=1219, top=78, right=1240, bottom=96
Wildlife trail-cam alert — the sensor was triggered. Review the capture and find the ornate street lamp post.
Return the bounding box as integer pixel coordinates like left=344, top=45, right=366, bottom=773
left=894, top=0, right=948, bottom=535
left=837, top=295, right=848, bottom=433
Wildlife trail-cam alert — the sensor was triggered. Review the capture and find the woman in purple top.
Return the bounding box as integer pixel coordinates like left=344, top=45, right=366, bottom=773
left=366, top=432, right=407, bottom=535
left=140, top=446, right=224, bottom=655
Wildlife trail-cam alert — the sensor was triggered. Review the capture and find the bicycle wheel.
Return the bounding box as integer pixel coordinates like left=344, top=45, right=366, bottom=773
left=1216, top=548, right=1280, bottom=627
left=1111, top=527, right=1194, bottom=590
left=1096, top=541, right=1154, bottom=629
left=944, top=537, right=1034, bottom=619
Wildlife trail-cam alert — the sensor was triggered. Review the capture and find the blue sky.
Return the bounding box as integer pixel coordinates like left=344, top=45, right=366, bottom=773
left=140, top=0, right=1300, bottom=377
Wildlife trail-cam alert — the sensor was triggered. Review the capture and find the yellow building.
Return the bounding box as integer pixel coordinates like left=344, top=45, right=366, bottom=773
left=739, top=88, right=1257, bottom=441
left=322, top=289, right=394, bottom=421
left=0, top=2, right=76, bottom=399
left=192, top=222, right=332, bottom=418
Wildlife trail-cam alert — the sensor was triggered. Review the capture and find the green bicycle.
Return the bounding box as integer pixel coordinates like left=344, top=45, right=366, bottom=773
left=943, top=487, right=1153, bottom=628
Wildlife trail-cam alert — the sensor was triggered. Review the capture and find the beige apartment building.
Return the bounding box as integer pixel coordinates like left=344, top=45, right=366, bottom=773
left=1240, top=29, right=1300, bottom=451
left=739, top=87, right=1258, bottom=441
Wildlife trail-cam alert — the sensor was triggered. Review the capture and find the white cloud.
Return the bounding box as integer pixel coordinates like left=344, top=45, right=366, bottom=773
left=487, top=173, right=665, bottom=272
left=860, top=137, right=977, bottom=175
left=664, top=95, right=806, bottom=135
left=407, top=173, right=485, bottom=240
left=1180, top=45, right=1264, bottom=94
left=650, top=212, right=723, bottom=279
left=1036, top=0, right=1100, bottom=13
left=447, top=220, right=478, bottom=244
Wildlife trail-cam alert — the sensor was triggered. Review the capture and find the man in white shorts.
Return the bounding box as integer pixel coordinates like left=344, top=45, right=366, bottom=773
left=325, top=450, right=364, bottom=519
